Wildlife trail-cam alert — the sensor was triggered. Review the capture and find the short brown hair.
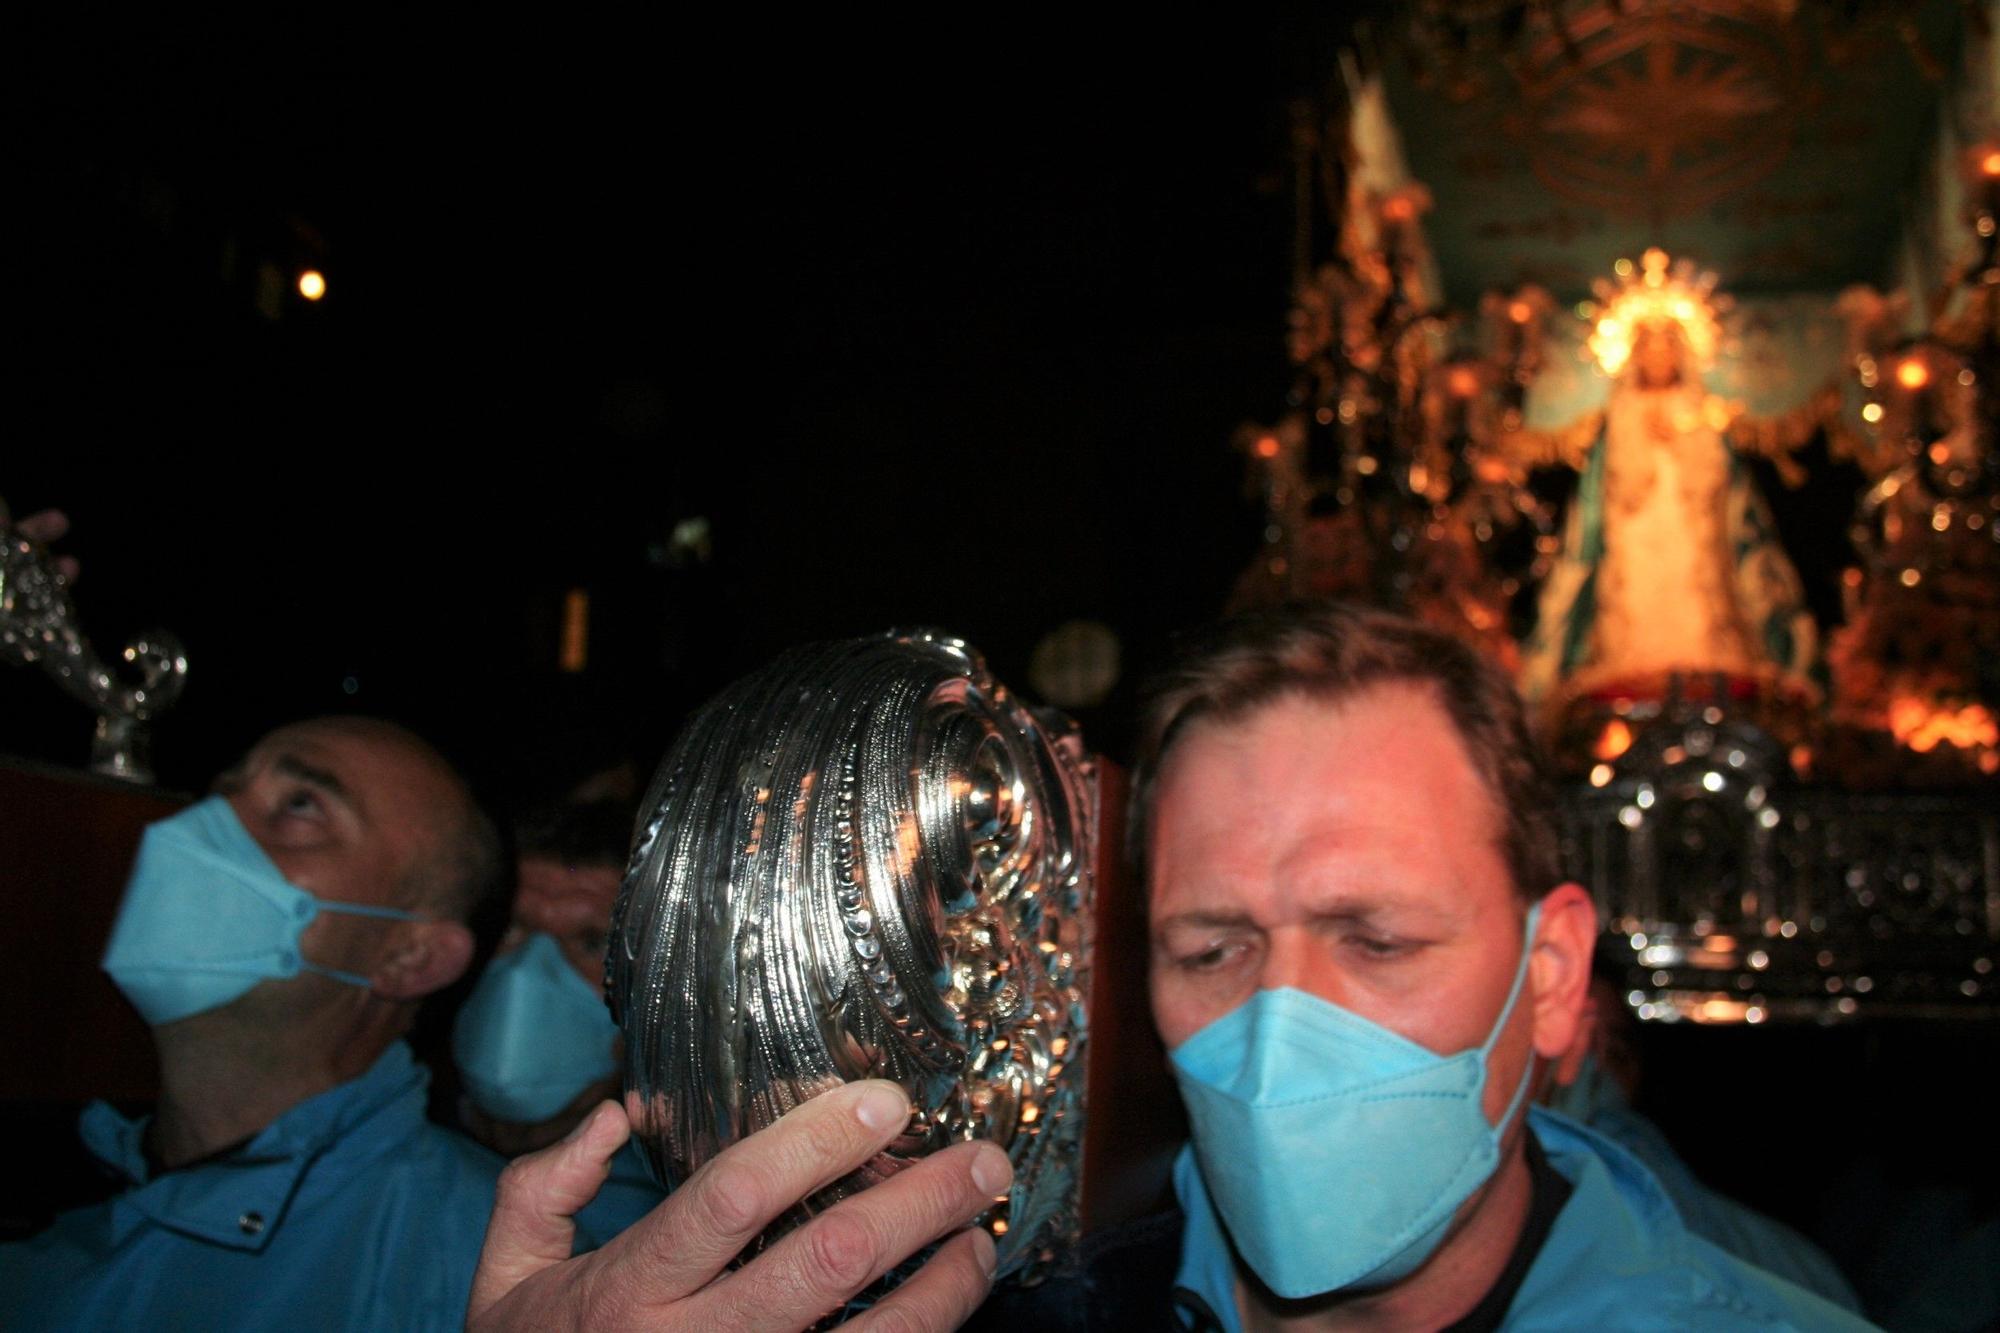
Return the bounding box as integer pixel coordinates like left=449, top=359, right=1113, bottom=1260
left=1132, top=603, right=1559, bottom=901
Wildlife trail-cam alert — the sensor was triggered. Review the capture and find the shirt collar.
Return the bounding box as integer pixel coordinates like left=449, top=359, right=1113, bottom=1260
left=77, top=1041, right=429, bottom=1253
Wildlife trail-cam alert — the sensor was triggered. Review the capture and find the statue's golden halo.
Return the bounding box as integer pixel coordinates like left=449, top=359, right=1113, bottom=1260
left=1586, top=248, right=1726, bottom=379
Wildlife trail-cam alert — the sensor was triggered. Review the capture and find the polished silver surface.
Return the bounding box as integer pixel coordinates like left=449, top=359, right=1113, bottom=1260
left=608, top=631, right=1093, bottom=1285
left=0, top=514, right=186, bottom=782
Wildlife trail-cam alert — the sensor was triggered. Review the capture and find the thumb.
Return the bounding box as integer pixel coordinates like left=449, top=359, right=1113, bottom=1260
left=467, top=1100, right=631, bottom=1323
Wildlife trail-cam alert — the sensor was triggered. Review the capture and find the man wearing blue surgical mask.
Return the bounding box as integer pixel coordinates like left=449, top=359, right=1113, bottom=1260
left=1, top=717, right=511, bottom=1331
left=455, top=800, right=631, bottom=1153
left=1131, top=605, right=1875, bottom=1332
left=452, top=797, right=662, bottom=1246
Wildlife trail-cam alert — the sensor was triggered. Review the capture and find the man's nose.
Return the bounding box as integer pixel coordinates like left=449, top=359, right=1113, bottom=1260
left=1258, top=928, right=1350, bottom=1008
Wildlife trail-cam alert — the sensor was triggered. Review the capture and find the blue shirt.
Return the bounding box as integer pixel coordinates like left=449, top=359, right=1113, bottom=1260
left=572, top=1138, right=665, bottom=1250
left=1172, top=1107, right=1880, bottom=1331
left=0, top=1042, right=505, bottom=1332
left=1563, top=1097, right=1862, bottom=1313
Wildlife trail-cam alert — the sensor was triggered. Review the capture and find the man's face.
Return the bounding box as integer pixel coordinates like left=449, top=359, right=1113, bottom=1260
left=1147, top=684, right=1546, bottom=1129
left=214, top=720, right=459, bottom=988
left=503, top=857, right=622, bottom=989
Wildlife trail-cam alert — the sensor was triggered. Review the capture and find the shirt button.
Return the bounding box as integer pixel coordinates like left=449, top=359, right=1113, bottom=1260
left=238, top=1211, right=265, bottom=1236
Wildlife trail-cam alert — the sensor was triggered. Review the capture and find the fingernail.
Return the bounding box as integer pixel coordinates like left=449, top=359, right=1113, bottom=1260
left=969, top=1144, right=1013, bottom=1196
left=970, top=1225, right=998, bottom=1278
left=854, top=1082, right=908, bottom=1132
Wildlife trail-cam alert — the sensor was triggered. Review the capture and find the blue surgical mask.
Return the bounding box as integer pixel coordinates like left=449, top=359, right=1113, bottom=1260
left=1170, top=905, right=1542, bottom=1301
left=452, top=932, right=621, bottom=1124
left=101, top=796, right=421, bottom=1026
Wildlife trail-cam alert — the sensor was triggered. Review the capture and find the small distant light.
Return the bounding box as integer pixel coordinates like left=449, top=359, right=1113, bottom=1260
left=1589, top=763, right=1614, bottom=787
left=1960, top=369, right=1978, bottom=387
left=1254, top=434, right=1280, bottom=459
left=1895, top=358, right=1930, bottom=391
left=1930, top=443, right=1953, bottom=467
left=1701, top=771, right=1726, bottom=793
left=560, top=588, right=590, bottom=672
left=340, top=675, right=359, bottom=695
left=298, top=270, right=327, bottom=301
left=1507, top=299, right=1534, bottom=324
left=1861, top=402, right=1885, bottom=424
left=1982, top=149, right=2000, bottom=177
left=1899, top=567, right=1922, bottom=588
left=1613, top=258, right=1633, bottom=276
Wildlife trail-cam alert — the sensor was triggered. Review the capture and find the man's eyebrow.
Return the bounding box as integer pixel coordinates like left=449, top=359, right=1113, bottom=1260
left=271, top=754, right=351, bottom=802
left=1153, top=909, right=1256, bottom=933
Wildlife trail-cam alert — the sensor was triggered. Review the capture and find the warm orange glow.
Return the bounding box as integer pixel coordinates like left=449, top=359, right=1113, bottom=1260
left=1895, top=358, right=1930, bottom=391
left=1507, top=300, right=1533, bottom=324
left=560, top=588, right=590, bottom=673
left=297, top=269, right=326, bottom=301
left=1587, top=249, right=1721, bottom=378
left=1887, top=696, right=1999, bottom=754
left=1593, top=719, right=1635, bottom=762
left=1982, top=150, right=2000, bottom=178
left=1929, top=442, right=1953, bottom=466
left=1381, top=196, right=1415, bottom=222
left=1254, top=435, right=1280, bottom=459
left=1445, top=365, right=1481, bottom=398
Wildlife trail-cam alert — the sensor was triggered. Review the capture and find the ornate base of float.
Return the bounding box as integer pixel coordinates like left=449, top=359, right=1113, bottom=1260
left=1547, top=668, right=1820, bottom=780
left=1560, top=699, right=1999, bottom=1024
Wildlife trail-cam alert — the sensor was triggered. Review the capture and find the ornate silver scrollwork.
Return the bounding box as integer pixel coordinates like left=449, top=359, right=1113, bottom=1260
left=0, top=513, right=187, bottom=782
left=607, top=630, right=1093, bottom=1287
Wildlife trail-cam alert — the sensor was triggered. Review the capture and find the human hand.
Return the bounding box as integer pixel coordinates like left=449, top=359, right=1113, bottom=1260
left=466, top=1080, right=1009, bottom=1331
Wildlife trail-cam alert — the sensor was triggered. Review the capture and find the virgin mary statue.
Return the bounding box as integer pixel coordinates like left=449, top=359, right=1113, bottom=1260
left=1519, top=253, right=1818, bottom=714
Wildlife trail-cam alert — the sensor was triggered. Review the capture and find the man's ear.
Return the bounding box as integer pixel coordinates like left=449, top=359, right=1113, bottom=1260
left=371, top=920, right=476, bottom=1001
left=1527, top=883, right=1597, bottom=1064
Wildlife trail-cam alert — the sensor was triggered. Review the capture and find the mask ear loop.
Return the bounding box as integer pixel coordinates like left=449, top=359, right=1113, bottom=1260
left=298, top=900, right=424, bottom=989
left=1476, top=903, right=1544, bottom=1135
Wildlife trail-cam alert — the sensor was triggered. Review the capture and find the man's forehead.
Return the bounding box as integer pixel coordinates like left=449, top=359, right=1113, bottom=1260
left=516, top=858, right=623, bottom=912
left=237, top=722, right=451, bottom=811
left=1145, top=684, right=1510, bottom=908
